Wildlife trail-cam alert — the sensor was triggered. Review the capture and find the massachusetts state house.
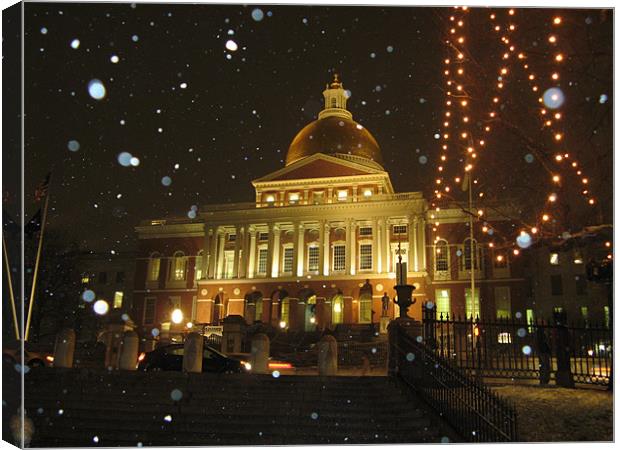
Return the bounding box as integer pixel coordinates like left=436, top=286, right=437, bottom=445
left=132, top=75, right=526, bottom=337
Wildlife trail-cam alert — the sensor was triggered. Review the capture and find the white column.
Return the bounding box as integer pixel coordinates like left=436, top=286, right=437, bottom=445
left=327, top=187, right=333, bottom=204
left=216, top=230, right=225, bottom=279
left=247, top=228, right=257, bottom=279
left=349, top=220, right=357, bottom=275
left=233, top=225, right=241, bottom=278
left=419, top=219, right=427, bottom=271
left=412, top=217, right=419, bottom=272
left=202, top=226, right=212, bottom=278
left=372, top=218, right=379, bottom=274
left=296, top=223, right=305, bottom=276
left=384, top=220, right=391, bottom=273
left=239, top=225, right=248, bottom=278
left=345, top=220, right=351, bottom=274
left=323, top=222, right=330, bottom=275
left=271, top=224, right=280, bottom=278
left=318, top=221, right=325, bottom=275
left=303, top=189, right=309, bottom=205
left=208, top=226, right=218, bottom=279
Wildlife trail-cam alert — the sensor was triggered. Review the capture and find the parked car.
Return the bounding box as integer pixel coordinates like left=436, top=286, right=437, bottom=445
left=2, top=343, right=54, bottom=368
left=137, top=344, right=249, bottom=373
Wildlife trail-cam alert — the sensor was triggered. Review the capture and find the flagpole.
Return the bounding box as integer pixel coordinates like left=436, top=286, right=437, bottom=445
left=3, top=233, right=20, bottom=340
left=24, top=186, right=50, bottom=341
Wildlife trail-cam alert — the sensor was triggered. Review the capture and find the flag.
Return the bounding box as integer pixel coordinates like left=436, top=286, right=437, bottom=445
left=34, top=172, right=51, bottom=203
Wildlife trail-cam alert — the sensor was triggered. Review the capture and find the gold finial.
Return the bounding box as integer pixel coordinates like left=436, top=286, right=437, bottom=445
left=330, top=72, right=342, bottom=89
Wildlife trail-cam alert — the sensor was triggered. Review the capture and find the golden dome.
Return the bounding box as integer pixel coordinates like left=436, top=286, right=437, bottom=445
left=285, top=116, right=383, bottom=166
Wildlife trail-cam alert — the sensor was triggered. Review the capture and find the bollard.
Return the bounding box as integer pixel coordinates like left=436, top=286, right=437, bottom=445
left=318, top=335, right=338, bottom=376
left=53, top=328, right=76, bottom=368
left=250, top=333, right=270, bottom=374
left=118, top=330, right=139, bottom=371
left=183, top=332, right=204, bottom=373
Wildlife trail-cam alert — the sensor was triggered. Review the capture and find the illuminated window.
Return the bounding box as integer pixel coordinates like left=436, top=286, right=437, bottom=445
left=259, top=232, right=269, bottom=241
left=81, top=275, right=90, bottom=284
left=359, top=292, right=372, bottom=323
left=282, top=247, right=294, bottom=274
left=332, top=295, right=344, bottom=324
left=281, top=298, right=290, bottom=324
left=359, top=244, right=373, bottom=270
left=580, top=306, right=589, bottom=326
left=435, top=289, right=450, bottom=318
left=255, top=297, right=263, bottom=321
left=363, top=188, right=373, bottom=197
left=289, top=192, right=300, bottom=204
left=393, top=224, right=408, bottom=235
left=172, top=251, right=186, bottom=281
left=526, top=309, right=535, bottom=332
left=195, top=251, right=203, bottom=281
left=359, top=226, right=372, bottom=237
left=494, top=286, right=511, bottom=319
left=332, top=244, right=346, bottom=271
left=307, top=245, right=319, bottom=272
left=113, top=291, right=124, bottom=309
left=265, top=194, right=275, bottom=204
left=147, top=253, right=161, bottom=281
left=257, top=248, right=268, bottom=275
left=337, top=190, right=348, bottom=201
left=313, top=191, right=324, bottom=204
left=549, top=252, right=559, bottom=265
left=465, top=288, right=480, bottom=319
left=604, top=306, right=610, bottom=328
left=573, top=250, right=583, bottom=264
left=143, top=297, right=156, bottom=324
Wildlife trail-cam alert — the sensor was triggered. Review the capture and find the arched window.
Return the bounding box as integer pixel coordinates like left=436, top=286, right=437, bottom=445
left=171, top=251, right=186, bottom=281
left=435, top=240, right=449, bottom=272
left=147, top=252, right=161, bottom=281
left=195, top=250, right=204, bottom=281
left=281, top=297, right=290, bottom=326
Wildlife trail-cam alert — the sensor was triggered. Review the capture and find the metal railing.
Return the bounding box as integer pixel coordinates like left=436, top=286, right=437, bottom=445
left=422, top=305, right=612, bottom=386
left=389, top=322, right=518, bottom=442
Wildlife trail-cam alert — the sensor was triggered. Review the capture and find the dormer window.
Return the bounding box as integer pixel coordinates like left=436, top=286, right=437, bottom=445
left=289, top=192, right=300, bottom=204
left=337, top=190, right=348, bottom=201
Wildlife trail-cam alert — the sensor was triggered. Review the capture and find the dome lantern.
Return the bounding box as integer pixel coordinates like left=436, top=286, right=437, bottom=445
left=318, top=73, right=353, bottom=121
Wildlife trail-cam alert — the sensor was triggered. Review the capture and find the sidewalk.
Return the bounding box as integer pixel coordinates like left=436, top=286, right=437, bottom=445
left=491, top=384, right=613, bottom=442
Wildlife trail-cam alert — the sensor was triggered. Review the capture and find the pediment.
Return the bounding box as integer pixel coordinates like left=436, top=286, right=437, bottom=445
left=253, top=153, right=385, bottom=184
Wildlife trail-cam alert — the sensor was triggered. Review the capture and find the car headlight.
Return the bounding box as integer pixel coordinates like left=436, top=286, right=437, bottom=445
left=45, top=355, right=54, bottom=363
left=240, top=360, right=252, bottom=371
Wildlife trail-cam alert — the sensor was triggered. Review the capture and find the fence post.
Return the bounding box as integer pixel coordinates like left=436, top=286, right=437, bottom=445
left=53, top=328, right=75, bottom=368
left=553, top=311, right=575, bottom=388
left=387, top=319, right=400, bottom=377
left=535, top=323, right=551, bottom=385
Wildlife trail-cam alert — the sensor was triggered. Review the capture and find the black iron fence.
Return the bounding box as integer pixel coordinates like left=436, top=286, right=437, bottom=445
left=422, top=305, right=612, bottom=386
left=389, top=320, right=518, bottom=442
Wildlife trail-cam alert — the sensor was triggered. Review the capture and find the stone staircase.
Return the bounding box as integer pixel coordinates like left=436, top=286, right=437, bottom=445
left=24, top=368, right=453, bottom=446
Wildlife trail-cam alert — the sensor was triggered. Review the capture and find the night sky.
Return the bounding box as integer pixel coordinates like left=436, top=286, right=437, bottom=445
left=8, top=3, right=613, bottom=252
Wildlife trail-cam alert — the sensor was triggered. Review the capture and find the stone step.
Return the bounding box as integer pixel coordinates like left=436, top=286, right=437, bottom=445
left=30, top=420, right=438, bottom=446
